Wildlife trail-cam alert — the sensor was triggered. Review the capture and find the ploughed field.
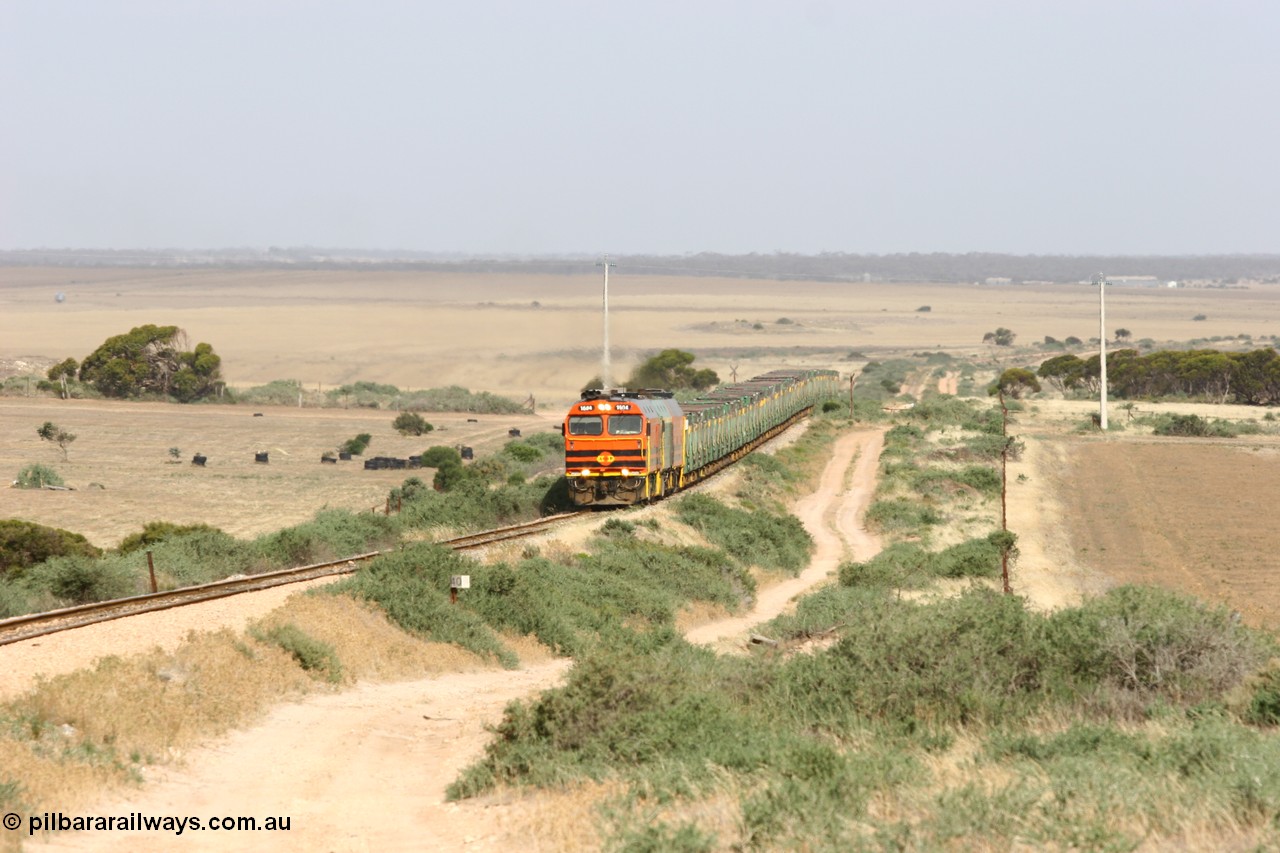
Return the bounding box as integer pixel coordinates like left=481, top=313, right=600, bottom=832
left=1057, top=436, right=1280, bottom=631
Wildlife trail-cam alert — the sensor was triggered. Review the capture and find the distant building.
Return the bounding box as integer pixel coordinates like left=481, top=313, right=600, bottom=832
left=984, top=277, right=1012, bottom=285
left=1108, top=275, right=1161, bottom=287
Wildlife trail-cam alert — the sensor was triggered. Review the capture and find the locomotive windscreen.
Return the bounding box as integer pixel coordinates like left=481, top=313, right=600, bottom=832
left=568, top=415, right=603, bottom=435
left=607, top=415, right=643, bottom=435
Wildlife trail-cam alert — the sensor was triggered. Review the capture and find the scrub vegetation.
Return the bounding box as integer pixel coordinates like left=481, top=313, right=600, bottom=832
left=5, top=370, right=1280, bottom=849
left=0, top=431, right=570, bottom=618
left=441, top=399, right=1280, bottom=851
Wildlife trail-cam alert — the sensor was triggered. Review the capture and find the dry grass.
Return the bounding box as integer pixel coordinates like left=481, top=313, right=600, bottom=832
left=10, top=630, right=312, bottom=761
left=0, top=398, right=558, bottom=548
left=250, top=592, right=487, bottom=682
left=0, top=592, right=511, bottom=840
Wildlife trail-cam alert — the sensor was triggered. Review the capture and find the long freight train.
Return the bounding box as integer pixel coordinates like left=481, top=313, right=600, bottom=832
left=562, top=368, right=840, bottom=507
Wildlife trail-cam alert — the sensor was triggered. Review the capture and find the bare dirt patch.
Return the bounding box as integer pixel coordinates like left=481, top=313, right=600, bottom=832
left=1055, top=436, right=1280, bottom=631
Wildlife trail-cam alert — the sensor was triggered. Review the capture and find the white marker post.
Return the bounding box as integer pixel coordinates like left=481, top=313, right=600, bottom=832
left=449, top=574, right=470, bottom=605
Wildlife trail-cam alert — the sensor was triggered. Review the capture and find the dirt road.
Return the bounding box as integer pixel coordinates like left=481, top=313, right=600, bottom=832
left=28, top=428, right=887, bottom=853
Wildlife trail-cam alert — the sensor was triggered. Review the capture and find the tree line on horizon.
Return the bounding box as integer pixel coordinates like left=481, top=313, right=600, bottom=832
left=5, top=248, right=1280, bottom=284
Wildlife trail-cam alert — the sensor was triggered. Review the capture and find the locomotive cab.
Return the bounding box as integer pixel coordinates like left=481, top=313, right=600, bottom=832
left=563, top=389, right=682, bottom=507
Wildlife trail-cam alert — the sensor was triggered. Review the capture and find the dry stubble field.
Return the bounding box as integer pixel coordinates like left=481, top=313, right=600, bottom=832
left=3, top=266, right=1280, bottom=614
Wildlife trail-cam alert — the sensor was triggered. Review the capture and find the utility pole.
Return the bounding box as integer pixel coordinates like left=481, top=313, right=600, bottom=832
left=1095, top=272, right=1109, bottom=430
left=596, top=255, right=616, bottom=390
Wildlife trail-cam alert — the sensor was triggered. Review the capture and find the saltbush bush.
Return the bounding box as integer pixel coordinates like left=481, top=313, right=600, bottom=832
left=21, top=555, right=138, bottom=605
left=864, top=498, right=942, bottom=534
left=0, top=520, right=101, bottom=579
left=255, top=509, right=399, bottom=568
left=674, top=493, right=811, bottom=573
left=13, top=464, right=63, bottom=489
left=117, top=521, right=227, bottom=555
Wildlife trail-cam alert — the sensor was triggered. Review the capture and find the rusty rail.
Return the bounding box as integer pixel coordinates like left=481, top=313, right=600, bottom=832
left=0, top=513, right=585, bottom=648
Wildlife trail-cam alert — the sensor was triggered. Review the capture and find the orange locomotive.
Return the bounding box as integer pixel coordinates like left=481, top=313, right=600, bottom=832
left=563, top=368, right=840, bottom=507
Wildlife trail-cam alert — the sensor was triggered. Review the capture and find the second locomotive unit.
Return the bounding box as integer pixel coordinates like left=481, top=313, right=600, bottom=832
left=563, top=368, right=840, bottom=507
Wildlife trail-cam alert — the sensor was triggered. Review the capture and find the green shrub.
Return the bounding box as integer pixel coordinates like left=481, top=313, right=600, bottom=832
left=395, top=385, right=526, bottom=414
left=233, top=379, right=304, bottom=406
left=905, top=398, right=1003, bottom=434
left=838, top=542, right=934, bottom=589
left=432, top=460, right=475, bottom=492
left=14, top=464, right=63, bottom=489
left=326, top=544, right=518, bottom=667
left=762, top=584, right=887, bottom=641
left=22, top=555, right=138, bottom=605
left=0, top=520, right=101, bottom=578
left=932, top=533, right=1006, bottom=579
left=252, top=622, right=343, bottom=682
left=134, top=527, right=256, bottom=586
left=865, top=498, right=942, bottom=534
left=340, top=433, right=373, bottom=455
left=502, top=442, right=543, bottom=463
left=599, top=518, right=636, bottom=538
left=449, top=635, right=777, bottom=797
left=1243, top=668, right=1280, bottom=726
left=1043, top=585, right=1272, bottom=707
left=674, top=494, right=811, bottom=573
left=0, top=580, right=35, bottom=617
left=117, top=521, right=226, bottom=555
left=254, top=509, right=399, bottom=568
left=912, top=464, right=1000, bottom=498
left=388, top=476, right=432, bottom=505
left=776, top=588, right=1048, bottom=729
left=420, top=446, right=461, bottom=468
left=1148, top=413, right=1257, bottom=438
left=392, top=412, right=434, bottom=436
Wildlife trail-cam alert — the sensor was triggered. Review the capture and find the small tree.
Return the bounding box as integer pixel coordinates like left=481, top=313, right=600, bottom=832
left=169, top=446, right=182, bottom=462
left=625, top=349, right=719, bottom=391
left=37, top=421, right=76, bottom=460
left=392, top=412, right=434, bottom=436
left=982, top=328, right=1017, bottom=347
left=47, top=358, right=78, bottom=398
left=1115, top=328, right=1132, bottom=342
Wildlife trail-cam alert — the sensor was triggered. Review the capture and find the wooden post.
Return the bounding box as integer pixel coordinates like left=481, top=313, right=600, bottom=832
left=146, top=550, right=158, bottom=593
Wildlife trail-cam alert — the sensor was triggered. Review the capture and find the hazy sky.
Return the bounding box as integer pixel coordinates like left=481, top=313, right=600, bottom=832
left=2, top=1, right=1277, bottom=255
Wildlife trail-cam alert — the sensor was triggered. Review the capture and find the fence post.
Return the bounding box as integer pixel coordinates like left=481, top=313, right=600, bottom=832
left=146, top=550, right=158, bottom=593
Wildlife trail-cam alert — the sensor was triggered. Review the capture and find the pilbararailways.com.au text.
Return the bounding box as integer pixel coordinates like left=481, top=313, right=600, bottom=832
left=7, top=812, right=292, bottom=836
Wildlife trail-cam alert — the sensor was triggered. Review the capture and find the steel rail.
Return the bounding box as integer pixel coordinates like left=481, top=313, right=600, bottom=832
left=0, top=513, right=586, bottom=648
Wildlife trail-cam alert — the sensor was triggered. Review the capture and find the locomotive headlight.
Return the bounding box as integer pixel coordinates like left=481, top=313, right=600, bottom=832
left=580, top=468, right=591, bottom=477
left=620, top=468, right=630, bottom=476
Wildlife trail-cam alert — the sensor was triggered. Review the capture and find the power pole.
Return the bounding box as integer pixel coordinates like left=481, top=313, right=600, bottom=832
left=596, top=255, right=616, bottom=390
left=1095, top=272, right=1109, bottom=430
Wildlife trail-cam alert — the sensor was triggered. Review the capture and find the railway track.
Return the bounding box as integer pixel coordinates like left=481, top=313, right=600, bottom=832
left=0, top=512, right=585, bottom=648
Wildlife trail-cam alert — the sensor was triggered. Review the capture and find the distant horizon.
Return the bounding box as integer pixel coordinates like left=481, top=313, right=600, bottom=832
left=4, top=247, right=1280, bottom=260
